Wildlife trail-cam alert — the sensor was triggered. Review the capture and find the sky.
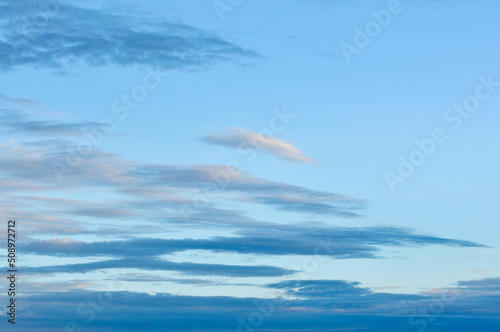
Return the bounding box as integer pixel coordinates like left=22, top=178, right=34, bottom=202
left=1, top=0, right=500, bottom=331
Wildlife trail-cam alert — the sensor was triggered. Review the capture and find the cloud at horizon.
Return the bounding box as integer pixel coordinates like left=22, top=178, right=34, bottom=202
left=8, top=277, right=500, bottom=331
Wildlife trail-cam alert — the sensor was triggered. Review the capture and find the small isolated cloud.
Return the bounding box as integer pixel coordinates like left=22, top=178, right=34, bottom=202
left=201, top=127, right=315, bottom=164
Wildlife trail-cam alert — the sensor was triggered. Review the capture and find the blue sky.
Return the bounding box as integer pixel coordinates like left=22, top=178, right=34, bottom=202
left=1, top=0, right=500, bottom=331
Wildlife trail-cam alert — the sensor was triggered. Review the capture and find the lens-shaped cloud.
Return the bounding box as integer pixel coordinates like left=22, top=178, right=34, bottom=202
left=202, top=127, right=316, bottom=164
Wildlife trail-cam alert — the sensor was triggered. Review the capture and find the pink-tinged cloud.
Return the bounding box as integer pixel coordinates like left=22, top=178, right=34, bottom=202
left=201, top=128, right=316, bottom=164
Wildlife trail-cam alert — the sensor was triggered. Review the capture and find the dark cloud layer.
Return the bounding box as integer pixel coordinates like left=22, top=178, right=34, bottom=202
left=10, top=278, right=500, bottom=332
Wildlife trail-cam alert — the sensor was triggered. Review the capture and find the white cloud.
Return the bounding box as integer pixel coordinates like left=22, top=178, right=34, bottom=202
left=202, top=127, right=316, bottom=164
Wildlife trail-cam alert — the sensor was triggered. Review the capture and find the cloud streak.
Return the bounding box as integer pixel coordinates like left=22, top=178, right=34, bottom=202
left=23, top=257, right=295, bottom=277
left=21, top=226, right=485, bottom=261
left=0, top=110, right=102, bottom=136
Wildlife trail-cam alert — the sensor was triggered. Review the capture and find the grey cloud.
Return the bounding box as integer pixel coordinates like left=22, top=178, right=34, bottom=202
left=21, top=226, right=485, bottom=260
left=23, top=257, right=295, bottom=277
left=131, top=164, right=366, bottom=217
left=456, top=277, right=500, bottom=292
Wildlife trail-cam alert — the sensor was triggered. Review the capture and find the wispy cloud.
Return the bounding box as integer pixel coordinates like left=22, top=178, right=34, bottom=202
left=0, top=93, right=41, bottom=107
left=0, top=93, right=65, bottom=117
left=0, top=110, right=102, bottom=136
left=201, top=127, right=316, bottom=163
left=0, top=136, right=363, bottom=219
left=0, top=0, right=257, bottom=72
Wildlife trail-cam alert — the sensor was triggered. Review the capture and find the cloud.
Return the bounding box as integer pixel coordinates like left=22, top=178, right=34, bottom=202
left=0, top=131, right=364, bottom=218
left=10, top=277, right=500, bottom=331
left=0, top=110, right=103, bottom=136
left=252, top=196, right=362, bottom=217
left=0, top=108, right=361, bottom=219
left=19, top=281, right=96, bottom=293
left=0, top=0, right=257, bottom=72
left=112, top=273, right=214, bottom=285
left=69, top=207, right=138, bottom=218
left=130, top=164, right=363, bottom=217
left=21, top=226, right=485, bottom=260
left=0, top=93, right=41, bottom=107
left=456, top=277, right=500, bottom=293
left=267, top=279, right=370, bottom=299
left=0, top=94, right=491, bottom=322
left=23, top=257, right=295, bottom=277
left=201, top=127, right=316, bottom=163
